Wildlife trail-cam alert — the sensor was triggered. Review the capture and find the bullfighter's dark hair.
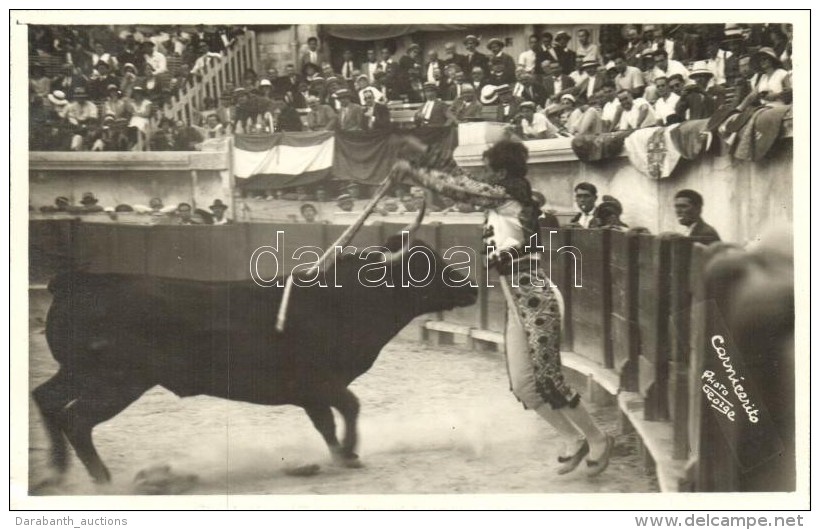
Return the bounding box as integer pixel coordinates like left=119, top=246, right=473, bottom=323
left=675, top=189, right=704, bottom=208
left=574, top=182, right=597, bottom=196
left=482, top=140, right=540, bottom=244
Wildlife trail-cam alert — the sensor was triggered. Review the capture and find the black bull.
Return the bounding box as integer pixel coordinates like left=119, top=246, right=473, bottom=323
left=33, top=235, right=478, bottom=484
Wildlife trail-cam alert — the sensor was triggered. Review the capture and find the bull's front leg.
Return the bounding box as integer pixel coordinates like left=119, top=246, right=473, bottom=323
left=331, top=388, right=361, bottom=468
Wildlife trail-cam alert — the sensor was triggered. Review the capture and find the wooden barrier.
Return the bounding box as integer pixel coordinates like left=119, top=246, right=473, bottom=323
left=608, top=229, right=641, bottom=392
left=636, top=233, right=672, bottom=421
left=565, top=227, right=611, bottom=368
left=667, top=235, right=694, bottom=460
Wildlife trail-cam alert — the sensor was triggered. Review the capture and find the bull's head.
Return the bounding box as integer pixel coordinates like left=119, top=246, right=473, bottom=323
left=379, top=201, right=478, bottom=315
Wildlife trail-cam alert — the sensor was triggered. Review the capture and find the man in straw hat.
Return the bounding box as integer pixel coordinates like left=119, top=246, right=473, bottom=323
left=573, top=59, right=607, bottom=104
left=487, top=37, right=517, bottom=85
left=675, top=61, right=718, bottom=120
left=463, top=34, right=489, bottom=76
left=333, top=88, right=364, bottom=131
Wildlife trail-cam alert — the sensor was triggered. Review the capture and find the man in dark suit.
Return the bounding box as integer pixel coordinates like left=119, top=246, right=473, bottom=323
left=486, top=38, right=517, bottom=85
left=569, top=182, right=599, bottom=228
left=463, top=35, right=489, bottom=76
left=553, top=31, right=576, bottom=75
left=414, top=82, right=456, bottom=126
left=442, top=42, right=467, bottom=74
left=674, top=190, right=721, bottom=244
left=512, top=71, right=547, bottom=108
left=362, top=49, right=380, bottom=82
left=362, top=88, right=391, bottom=130
left=573, top=60, right=607, bottom=104
left=333, top=89, right=365, bottom=131
left=541, top=60, right=576, bottom=103
left=339, top=49, right=357, bottom=83
left=468, top=66, right=488, bottom=95
left=494, top=84, right=522, bottom=123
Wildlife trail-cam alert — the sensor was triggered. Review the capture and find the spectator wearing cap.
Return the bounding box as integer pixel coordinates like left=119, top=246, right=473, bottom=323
left=652, top=76, right=681, bottom=125
left=553, top=31, right=576, bottom=75
left=75, top=192, right=105, bottom=213
left=399, top=43, right=423, bottom=82
left=464, top=35, right=489, bottom=76
left=333, top=89, right=365, bottom=131
left=487, top=38, right=517, bottom=85
left=513, top=101, right=560, bottom=140
left=209, top=199, right=231, bottom=225
left=674, top=190, right=720, bottom=244
left=675, top=63, right=717, bottom=121
left=450, top=84, right=483, bottom=122
left=651, top=49, right=689, bottom=85
left=102, top=84, right=129, bottom=121
left=615, top=89, right=657, bottom=131
left=570, top=182, right=598, bottom=228
left=573, top=60, right=607, bottom=104
left=415, top=82, right=456, bottom=126
left=541, top=60, right=576, bottom=103
left=613, top=53, right=645, bottom=99
left=493, top=84, right=522, bottom=124
left=257, top=78, right=275, bottom=101
left=745, top=47, right=790, bottom=108
left=362, top=89, right=391, bottom=131
left=142, top=41, right=168, bottom=76
left=301, top=37, right=322, bottom=76
left=576, top=28, right=603, bottom=65
left=119, top=62, right=140, bottom=99
left=305, top=95, right=337, bottom=131
left=336, top=194, right=356, bottom=213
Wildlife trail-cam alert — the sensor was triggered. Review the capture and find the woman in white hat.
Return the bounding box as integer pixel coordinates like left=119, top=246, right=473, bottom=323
left=393, top=140, right=615, bottom=478
left=747, top=47, right=790, bottom=108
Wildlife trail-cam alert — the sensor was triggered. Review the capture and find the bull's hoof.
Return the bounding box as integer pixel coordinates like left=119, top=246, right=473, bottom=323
left=31, top=474, right=64, bottom=494
left=284, top=464, right=321, bottom=477
left=333, top=453, right=364, bottom=469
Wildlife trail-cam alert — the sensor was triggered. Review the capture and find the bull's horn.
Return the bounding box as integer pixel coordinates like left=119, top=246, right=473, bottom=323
left=386, top=199, right=427, bottom=265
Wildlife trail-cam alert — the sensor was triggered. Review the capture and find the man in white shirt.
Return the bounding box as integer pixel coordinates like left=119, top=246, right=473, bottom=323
left=599, top=81, right=622, bottom=132
left=363, top=49, right=380, bottom=82
left=569, top=55, right=587, bottom=85
left=616, top=89, right=657, bottom=131
left=425, top=50, right=442, bottom=84
left=514, top=101, right=559, bottom=139
left=613, top=54, right=645, bottom=98
left=651, top=76, right=680, bottom=125
left=651, top=49, right=689, bottom=85
left=575, top=29, right=602, bottom=64
left=142, top=41, right=168, bottom=75
left=517, top=34, right=540, bottom=74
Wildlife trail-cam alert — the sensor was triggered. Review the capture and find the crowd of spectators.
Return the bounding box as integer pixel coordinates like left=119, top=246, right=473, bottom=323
left=29, top=23, right=793, bottom=152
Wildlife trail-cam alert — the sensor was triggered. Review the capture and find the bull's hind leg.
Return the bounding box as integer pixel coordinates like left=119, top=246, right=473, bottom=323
left=58, top=376, right=150, bottom=483
left=304, top=405, right=344, bottom=461
left=32, top=369, right=77, bottom=483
